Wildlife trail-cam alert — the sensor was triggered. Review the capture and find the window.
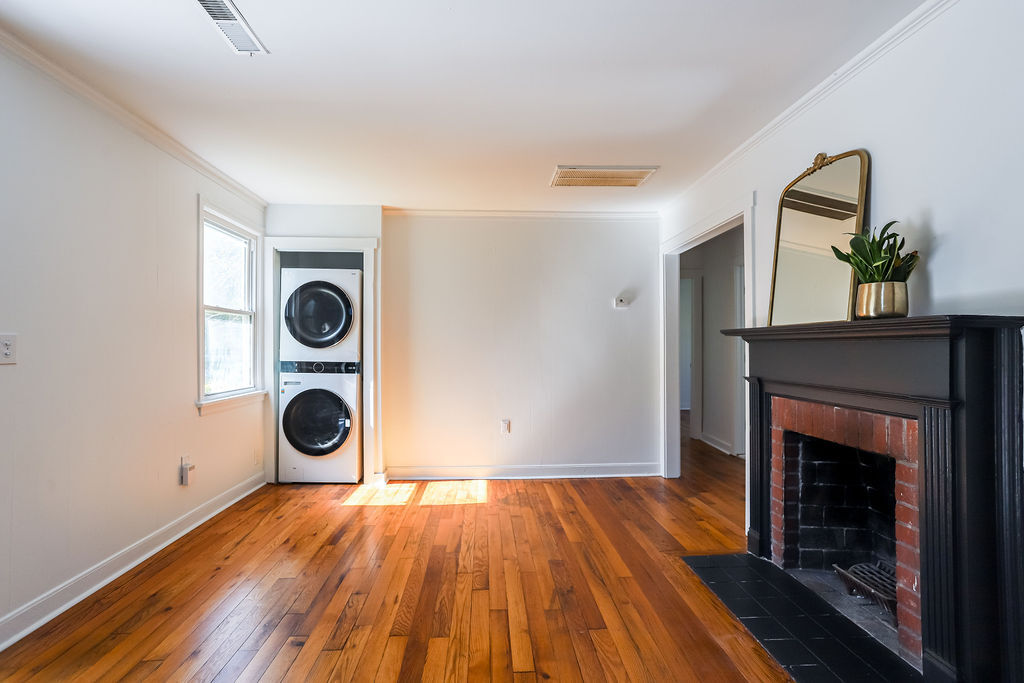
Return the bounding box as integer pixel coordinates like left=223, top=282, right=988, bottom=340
left=200, top=211, right=258, bottom=400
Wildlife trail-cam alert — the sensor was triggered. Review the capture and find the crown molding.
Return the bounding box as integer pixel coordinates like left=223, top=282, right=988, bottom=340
left=382, top=207, right=659, bottom=221
left=0, top=25, right=267, bottom=209
left=661, top=0, right=961, bottom=214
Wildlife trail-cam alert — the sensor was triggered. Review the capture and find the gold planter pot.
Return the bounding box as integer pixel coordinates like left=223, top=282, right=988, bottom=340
left=855, top=281, right=908, bottom=319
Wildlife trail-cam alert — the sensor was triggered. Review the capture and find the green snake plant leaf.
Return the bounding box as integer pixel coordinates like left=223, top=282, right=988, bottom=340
left=832, top=220, right=919, bottom=283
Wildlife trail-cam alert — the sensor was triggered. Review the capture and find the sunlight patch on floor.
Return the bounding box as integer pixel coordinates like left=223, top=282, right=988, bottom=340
left=419, top=479, right=488, bottom=505
left=341, top=482, right=418, bottom=506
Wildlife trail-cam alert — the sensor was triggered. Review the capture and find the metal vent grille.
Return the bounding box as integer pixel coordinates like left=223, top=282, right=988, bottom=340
left=198, top=0, right=235, bottom=21
left=551, top=165, right=658, bottom=187
left=197, top=0, right=269, bottom=54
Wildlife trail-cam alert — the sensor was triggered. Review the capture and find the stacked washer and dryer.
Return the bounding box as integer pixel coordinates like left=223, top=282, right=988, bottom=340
left=278, top=268, right=362, bottom=483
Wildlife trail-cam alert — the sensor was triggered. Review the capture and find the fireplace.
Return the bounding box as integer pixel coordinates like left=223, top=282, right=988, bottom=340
left=724, top=316, right=1024, bottom=683
left=770, top=398, right=921, bottom=665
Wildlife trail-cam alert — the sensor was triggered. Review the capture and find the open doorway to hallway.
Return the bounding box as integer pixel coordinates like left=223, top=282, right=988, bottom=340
left=678, top=225, right=746, bottom=462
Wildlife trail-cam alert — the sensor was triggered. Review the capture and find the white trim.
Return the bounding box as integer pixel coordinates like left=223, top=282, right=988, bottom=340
left=699, top=433, right=739, bottom=457
left=198, top=202, right=262, bottom=403
left=382, top=208, right=658, bottom=221
left=385, top=463, right=661, bottom=480
left=661, top=0, right=960, bottom=213
left=660, top=252, right=681, bottom=478
left=0, top=27, right=266, bottom=209
left=264, top=236, right=379, bottom=251
left=661, top=199, right=750, bottom=254
left=659, top=194, right=755, bottom=479
left=196, top=389, right=267, bottom=416
left=0, top=475, right=266, bottom=652
left=733, top=264, right=747, bottom=456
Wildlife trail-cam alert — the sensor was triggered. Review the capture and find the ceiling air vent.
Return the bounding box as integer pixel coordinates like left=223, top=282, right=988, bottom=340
left=198, top=0, right=269, bottom=54
left=550, top=165, right=659, bottom=188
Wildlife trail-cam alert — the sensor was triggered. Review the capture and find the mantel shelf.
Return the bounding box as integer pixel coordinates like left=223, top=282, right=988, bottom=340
left=723, top=314, right=1024, bottom=342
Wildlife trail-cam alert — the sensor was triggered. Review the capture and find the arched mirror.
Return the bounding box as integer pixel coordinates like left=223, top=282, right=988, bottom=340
left=768, top=150, right=869, bottom=325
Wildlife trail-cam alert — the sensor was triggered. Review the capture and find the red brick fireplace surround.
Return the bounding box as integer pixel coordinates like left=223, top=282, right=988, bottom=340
left=724, top=316, right=1024, bottom=682
left=770, top=397, right=922, bottom=664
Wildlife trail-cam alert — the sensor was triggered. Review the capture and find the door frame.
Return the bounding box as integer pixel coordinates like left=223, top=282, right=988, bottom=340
left=659, top=193, right=755, bottom=479
left=263, top=236, right=383, bottom=486
left=678, top=269, right=703, bottom=440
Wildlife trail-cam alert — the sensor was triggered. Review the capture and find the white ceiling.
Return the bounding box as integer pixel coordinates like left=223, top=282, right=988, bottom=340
left=0, top=1, right=923, bottom=211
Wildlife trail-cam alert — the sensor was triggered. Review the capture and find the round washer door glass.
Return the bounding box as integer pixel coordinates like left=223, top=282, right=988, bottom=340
left=284, top=280, right=354, bottom=348
left=282, top=388, right=352, bottom=456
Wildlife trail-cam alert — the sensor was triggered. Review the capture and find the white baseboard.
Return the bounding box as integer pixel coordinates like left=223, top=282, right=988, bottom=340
left=0, top=473, right=266, bottom=652
left=699, top=433, right=738, bottom=456
left=385, top=462, right=662, bottom=480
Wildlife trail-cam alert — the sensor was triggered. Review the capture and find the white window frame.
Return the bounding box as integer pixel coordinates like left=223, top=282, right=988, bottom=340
left=197, top=203, right=264, bottom=414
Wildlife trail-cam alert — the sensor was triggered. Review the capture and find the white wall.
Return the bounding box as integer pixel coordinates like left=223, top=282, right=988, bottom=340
left=381, top=213, right=661, bottom=478
left=661, top=0, right=1024, bottom=321
left=0, top=46, right=265, bottom=646
left=680, top=229, right=745, bottom=454
left=266, top=204, right=382, bottom=238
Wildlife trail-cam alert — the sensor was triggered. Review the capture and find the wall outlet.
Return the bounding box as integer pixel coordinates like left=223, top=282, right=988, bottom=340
left=500, top=419, right=511, bottom=436
left=0, top=334, right=16, bottom=364
left=253, top=448, right=261, bottom=466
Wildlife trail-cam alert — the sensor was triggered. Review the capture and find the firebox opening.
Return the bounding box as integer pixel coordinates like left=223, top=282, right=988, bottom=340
left=786, top=432, right=904, bottom=659
left=796, top=434, right=896, bottom=570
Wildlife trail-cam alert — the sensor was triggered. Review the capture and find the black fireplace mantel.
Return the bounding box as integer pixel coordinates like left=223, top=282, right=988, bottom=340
left=724, top=315, right=1024, bottom=683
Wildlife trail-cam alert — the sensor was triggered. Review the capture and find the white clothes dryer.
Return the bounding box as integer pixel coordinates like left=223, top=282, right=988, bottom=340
left=278, top=361, right=361, bottom=483
left=280, top=268, right=361, bottom=362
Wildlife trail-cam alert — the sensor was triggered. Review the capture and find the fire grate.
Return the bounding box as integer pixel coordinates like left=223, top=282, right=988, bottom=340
left=833, top=561, right=897, bottom=618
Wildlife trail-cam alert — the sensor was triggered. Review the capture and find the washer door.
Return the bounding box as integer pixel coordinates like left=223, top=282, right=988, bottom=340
left=283, top=281, right=354, bottom=349
left=282, top=388, right=352, bottom=456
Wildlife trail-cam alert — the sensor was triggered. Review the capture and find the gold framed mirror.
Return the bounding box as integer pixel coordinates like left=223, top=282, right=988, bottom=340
left=768, top=149, right=870, bottom=325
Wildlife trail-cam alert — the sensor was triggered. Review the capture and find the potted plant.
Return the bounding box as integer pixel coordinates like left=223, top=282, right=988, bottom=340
left=832, top=221, right=920, bottom=319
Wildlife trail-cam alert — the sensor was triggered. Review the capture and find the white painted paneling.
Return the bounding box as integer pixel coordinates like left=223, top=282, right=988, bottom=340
left=0, top=48, right=265, bottom=644
left=381, top=213, right=660, bottom=476
left=661, top=0, right=1024, bottom=320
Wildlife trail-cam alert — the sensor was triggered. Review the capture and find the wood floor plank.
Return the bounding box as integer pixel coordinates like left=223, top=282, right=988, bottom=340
left=467, top=590, right=490, bottom=681
left=0, top=422, right=789, bottom=682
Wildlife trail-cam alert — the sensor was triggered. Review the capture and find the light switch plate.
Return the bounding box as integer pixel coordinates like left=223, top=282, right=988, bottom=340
left=0, top=334, right=16, bottom=364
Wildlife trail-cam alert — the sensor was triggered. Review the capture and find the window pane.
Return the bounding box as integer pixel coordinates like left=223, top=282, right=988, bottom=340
left=204, top=223, right=248, bottom=310
left=204, top=311, right=253, bottom=395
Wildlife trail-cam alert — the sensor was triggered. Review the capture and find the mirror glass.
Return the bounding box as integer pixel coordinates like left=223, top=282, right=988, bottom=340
left=769, top=150, right=869, bottom=325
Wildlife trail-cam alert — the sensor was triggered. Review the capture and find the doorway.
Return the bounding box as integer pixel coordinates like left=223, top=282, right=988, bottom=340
left=678, top=226, right=745, bottom=458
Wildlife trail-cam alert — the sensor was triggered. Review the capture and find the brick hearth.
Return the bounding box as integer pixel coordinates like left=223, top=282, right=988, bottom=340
left=770, top=396, right=922, bottom=666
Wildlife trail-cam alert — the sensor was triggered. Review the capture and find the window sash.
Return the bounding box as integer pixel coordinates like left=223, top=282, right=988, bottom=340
left=200, top=213, right=258, bottom=400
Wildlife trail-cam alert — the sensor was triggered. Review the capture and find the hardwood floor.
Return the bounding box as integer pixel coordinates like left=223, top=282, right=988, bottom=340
left=0, top=427, right=787, bottom=681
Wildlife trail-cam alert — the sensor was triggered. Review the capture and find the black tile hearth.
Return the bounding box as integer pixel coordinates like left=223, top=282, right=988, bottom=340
left=684, top=553, right=921, bottom=683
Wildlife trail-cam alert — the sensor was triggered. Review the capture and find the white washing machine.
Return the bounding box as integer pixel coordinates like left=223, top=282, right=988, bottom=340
left=280, top=268, right=361, bottom=362
left=278, top=361, right=361, bottom=483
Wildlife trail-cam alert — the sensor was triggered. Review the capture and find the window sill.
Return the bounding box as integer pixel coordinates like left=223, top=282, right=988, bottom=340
left=196, top=390, right=267, bottom=416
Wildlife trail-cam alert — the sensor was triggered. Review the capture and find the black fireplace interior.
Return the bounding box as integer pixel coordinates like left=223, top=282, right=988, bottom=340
left=796, top=434, right=896, bottom=571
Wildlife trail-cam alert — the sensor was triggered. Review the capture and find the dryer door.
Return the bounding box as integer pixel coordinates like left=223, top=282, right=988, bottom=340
left=282, top=388, right=352, bottom=456
left=283, top=281, right=354, bottom=349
